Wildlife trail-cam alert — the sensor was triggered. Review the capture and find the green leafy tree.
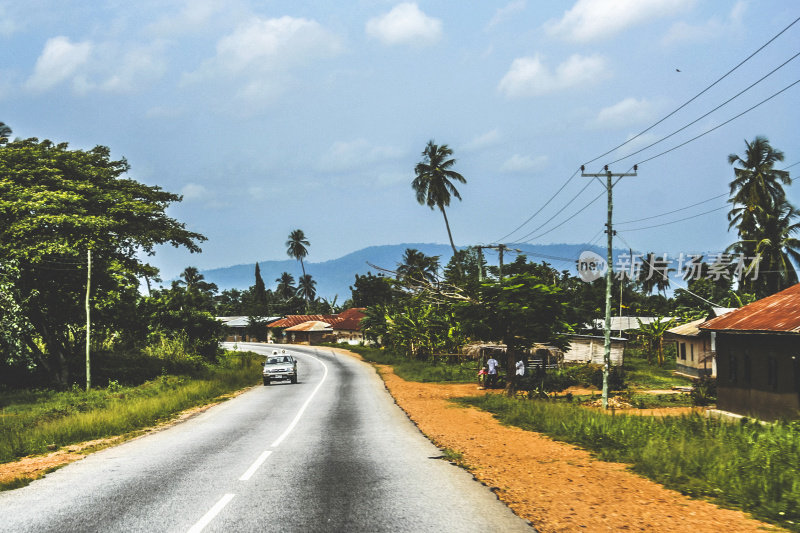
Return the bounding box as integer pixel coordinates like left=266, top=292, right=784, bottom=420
left=0, top=138, right=205, bottom=386
left=0, top=122, right=11, bottom=144
left=412, top=140, right=466, bottom=256
left=350, top=272, right=394, bottom=307
left=457, top=272, right=568, bottom=395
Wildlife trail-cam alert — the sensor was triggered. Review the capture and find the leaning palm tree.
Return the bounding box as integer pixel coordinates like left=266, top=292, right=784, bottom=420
left=728, top=136, right=790, bottom=241
left=178, top=266, right=203, bottom=290
left=296, top=274, right=317, bottom=303
left=412, top=140, right=467, bottom=256
left=286, top=229, right=310, bottom=277
left=275, top=272, right=296, bottom=300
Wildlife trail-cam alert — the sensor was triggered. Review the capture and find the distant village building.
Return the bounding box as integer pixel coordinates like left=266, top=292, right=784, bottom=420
left=665, top=308, right=734, bottom=378
left=217, top=316, right=280, bottom=342
left=590, top=316, right=675, bottom=335
left=700, top=284, right=800, bottom=421
left=563, top=335, right=626, bottom=366
left=266, top=308, right=367, bottom=345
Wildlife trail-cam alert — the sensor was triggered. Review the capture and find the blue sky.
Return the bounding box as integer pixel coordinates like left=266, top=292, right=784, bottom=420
left=2, top=0, right=798, bottom=280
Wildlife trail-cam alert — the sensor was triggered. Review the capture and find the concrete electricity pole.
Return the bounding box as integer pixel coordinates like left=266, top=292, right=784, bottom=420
left=581, top=165, right=637, bottom=409
left=85, top=248, right=91, bottom=391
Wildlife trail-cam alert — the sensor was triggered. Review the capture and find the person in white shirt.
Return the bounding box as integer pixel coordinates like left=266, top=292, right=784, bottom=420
left=486, top=356, right=499, bottom=388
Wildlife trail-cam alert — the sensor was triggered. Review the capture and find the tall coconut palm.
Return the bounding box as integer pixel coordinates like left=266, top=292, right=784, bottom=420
left=275, top=272, right=296, bottom=300
left=296, top=274, right=317, bottom=303
left=286, top=229, right=310, bottom=277
left=730, top=199, right=800, bottom=297
left=412, top=140, right=467, bottom=256
left=728, top=136, right=790, bottom=241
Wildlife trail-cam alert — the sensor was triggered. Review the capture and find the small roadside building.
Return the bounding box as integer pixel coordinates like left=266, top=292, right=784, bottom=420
left=665, top=308, right=734, bottom=379
left=329, top=308, right=367, bottom=345
left=217, top=316, right=280, bottom=342
left=699, top=283, right=800, bottom=421
left=283, top=320, right=333, bottom=345
left=563, top=335, right=626, bottom=366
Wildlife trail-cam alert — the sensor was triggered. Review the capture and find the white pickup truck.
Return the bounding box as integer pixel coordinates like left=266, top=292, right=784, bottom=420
left=262, top=351, right=298, bottom=385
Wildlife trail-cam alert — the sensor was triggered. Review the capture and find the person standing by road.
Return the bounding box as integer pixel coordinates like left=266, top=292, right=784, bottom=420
left=515, top=358, right=525, bottom=390
left=486, top=355, right=499, bottom=389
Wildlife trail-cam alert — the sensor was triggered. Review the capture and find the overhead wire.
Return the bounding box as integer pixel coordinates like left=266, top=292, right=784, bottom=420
left=513, top=179, right=594, bottom=242
left=494, top=169, right=581, bottom=242
left=620, top=205, right=729, bottom=232
left=616, top=193, right=728, bottom=225
left=635, top=78, right=800, bottom=167
left=581, top=15, right=800, bottom=167
left=607, top=51, right=800, bottom=167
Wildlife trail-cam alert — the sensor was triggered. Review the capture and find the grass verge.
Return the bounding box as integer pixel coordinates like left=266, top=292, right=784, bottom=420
left=457, top=394, right=800, bottom=531
left=624, top=357, right=694, bottom=390
left=0, top=351, right=261, bottom=465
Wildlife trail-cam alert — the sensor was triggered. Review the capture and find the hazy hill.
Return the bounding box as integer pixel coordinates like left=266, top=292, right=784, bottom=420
left=198, top=243, right=629, bottom=300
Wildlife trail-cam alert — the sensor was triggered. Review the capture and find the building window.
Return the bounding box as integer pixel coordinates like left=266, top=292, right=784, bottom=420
left=729, top=354, right=737, bottom=384
left=768, top=357, right=778, bottom=392
left=690, top=344, right=694, bottom=362
left=680, top=343, right=686, bottom=360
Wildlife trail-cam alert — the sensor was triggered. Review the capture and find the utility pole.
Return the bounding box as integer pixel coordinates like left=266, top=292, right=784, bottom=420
left=581, top=165, right=637, bottom=409
left=85, top=248, right=92, bottom=392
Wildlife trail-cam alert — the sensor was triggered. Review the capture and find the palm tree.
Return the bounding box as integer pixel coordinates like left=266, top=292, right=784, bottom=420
left=178, top=266, right=203, bottom=290
left=396, top=248, right=440, bottom=285
left=286, top=229, right=310, bottom=277
left=296, top=274, right=317, bottom=303
left=275, top=272, right=296, bottom=300
left=636, top=253, right=673, bottom=295
left=730, top=199, right=800, bottom=297
left=412, top=140, right=467, bottom=256
left=0, top=121, right=11, bottom=144
left=728, top=136, right=790, bottom=241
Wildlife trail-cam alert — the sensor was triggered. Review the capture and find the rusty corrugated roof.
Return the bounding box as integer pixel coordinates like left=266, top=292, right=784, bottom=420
left=699, top=283, right=800, bottom=334
left=666, top=318, right=706, bottom=338
left=284, top=320, right=333, bottom=332
left=267, top=314, right=336, bottom=328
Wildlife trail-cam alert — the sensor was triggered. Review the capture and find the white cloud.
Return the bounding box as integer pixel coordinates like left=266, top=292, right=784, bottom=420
left=501, top=154, right=548, bottom=173
left=547, top=0, right=695, bottom=42
left=214, top=16, right=342, bottom=73
left=464, top=129, right=501, bottom=151
left=26, top=36, right=92, bottom=91
left=320, top=139, right=403, bottom=172
left=486, top=1, right=526, bottom=30
left=590, top=97, right=654, bottom=128
left=147, top=0, right=227, bottom=36
left=0, top=4, right=19, bottom=37
left=98, top=43, right=167, bottom=92
left=366, top=3, right=442, bottom=47
left=184, top=16, right=342, bottom=105
left=498, top=54, right=607, bottom=99
left=662, top=1, right=745, bottom=45
left=181, top=183, right=209, bottom=201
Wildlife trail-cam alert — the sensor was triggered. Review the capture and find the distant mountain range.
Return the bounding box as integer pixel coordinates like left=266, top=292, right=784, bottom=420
left=198, top=243, right=630, bottom=301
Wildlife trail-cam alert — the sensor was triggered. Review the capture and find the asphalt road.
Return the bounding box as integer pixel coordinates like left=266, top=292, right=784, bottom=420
left=0, top=343, right=533, bottom=532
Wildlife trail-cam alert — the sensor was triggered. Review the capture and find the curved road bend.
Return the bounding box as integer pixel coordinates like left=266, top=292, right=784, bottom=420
left=0, top=343, right=533, bottom=532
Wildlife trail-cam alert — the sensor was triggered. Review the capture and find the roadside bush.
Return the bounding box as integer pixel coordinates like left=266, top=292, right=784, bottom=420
left=691, top=375, right=717, bottom=406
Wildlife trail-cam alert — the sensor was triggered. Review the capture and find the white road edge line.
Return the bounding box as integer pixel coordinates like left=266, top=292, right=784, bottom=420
left=239, top=450, right=272, bottom=481
left=187, top=493, right=235, bottom=533
left=270, top=351, right=329, bottom=448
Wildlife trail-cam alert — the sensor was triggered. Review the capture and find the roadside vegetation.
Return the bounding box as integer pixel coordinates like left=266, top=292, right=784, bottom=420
left=0, top=351, right=261, bottom=467
left=332, top=344, right=479, bottom=383
left=456, top=394, right=800, bottom=530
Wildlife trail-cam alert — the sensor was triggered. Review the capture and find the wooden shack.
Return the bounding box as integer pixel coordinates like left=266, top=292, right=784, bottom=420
left=563, top=334, right=626, bottom=366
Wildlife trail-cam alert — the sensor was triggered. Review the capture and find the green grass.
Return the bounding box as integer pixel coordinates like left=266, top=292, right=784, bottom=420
left=457, top=394, right=800, bottom=530
left=332, top=344, right=479, bottom=383
left=623, top=357, right=694, bottom=390
left=0, top=351, right=262, bottom=465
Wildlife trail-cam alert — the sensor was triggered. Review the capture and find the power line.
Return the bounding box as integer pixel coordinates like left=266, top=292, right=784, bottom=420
left=616, top=193, right=728, bottom=225
left=582, top=15, right=800, bottom=167
left=608, top=51, right=800, bottom=167
left=494, top=169, right=580, bottom=242
left=636, top=78, right=800, bottom=167
left=621, top=205, right=729, bottom=232
left=514, top=180, right=594, bottom=242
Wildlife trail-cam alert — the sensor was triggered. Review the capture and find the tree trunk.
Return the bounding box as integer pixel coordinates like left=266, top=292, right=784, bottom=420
left=439, top=206, right=458, bottom=257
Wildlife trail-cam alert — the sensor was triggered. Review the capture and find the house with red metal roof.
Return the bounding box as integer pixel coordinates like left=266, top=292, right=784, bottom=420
left=699, top=283, right=800, bottom=420
left=266, top=308, right=367, bottom=345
